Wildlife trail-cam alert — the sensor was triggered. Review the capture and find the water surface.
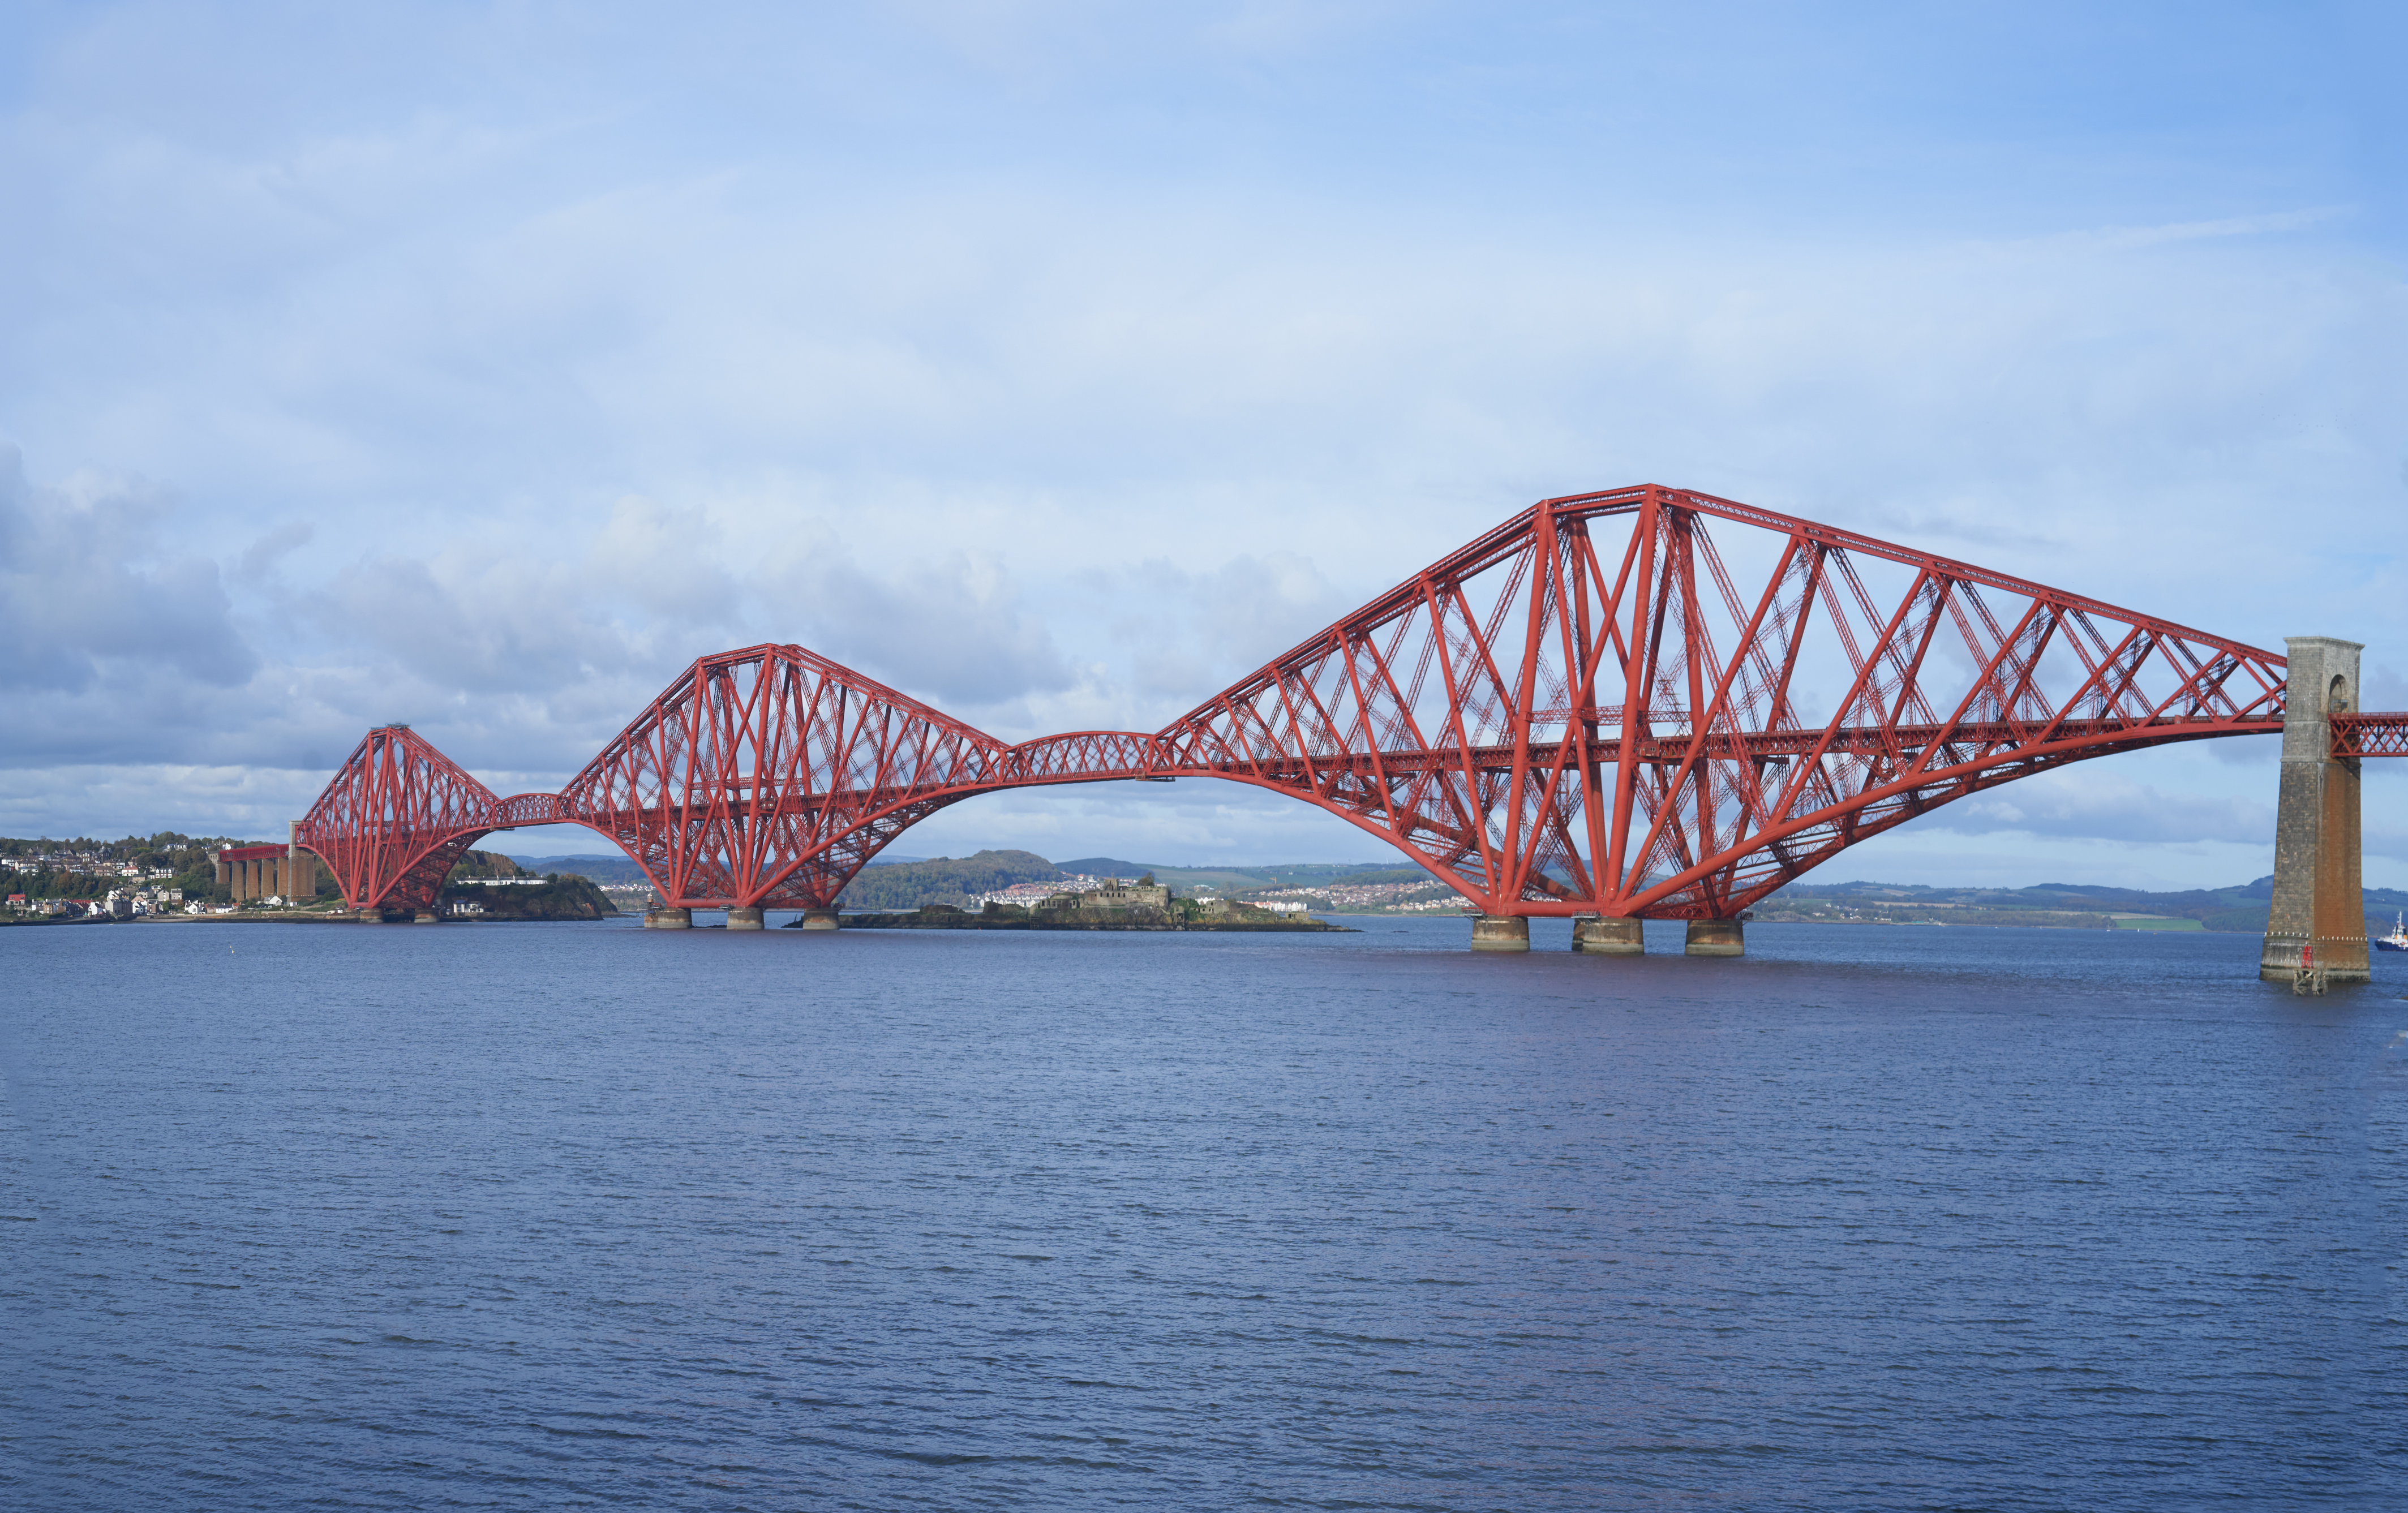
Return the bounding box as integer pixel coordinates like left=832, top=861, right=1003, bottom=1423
left=3, top=917, right=2402, bottom=1508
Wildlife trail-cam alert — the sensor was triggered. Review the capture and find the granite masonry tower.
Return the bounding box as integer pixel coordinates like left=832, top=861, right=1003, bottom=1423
left=2259, top=637, right=2367, bottom=983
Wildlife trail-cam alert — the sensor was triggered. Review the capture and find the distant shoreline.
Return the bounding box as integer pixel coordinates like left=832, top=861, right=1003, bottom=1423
left=0, top=910, right=621, bottom=926
left=816, top=911, right=1353, bottom=933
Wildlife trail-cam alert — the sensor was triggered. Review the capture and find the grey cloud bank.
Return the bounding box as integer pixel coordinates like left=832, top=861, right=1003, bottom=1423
left=1, top=2, right=2401, bottom=886
left=0, top=449, right=252, bottom=700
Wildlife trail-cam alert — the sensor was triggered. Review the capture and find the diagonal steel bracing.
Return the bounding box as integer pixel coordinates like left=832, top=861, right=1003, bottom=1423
left=299, top=485, right=2394, bottom=917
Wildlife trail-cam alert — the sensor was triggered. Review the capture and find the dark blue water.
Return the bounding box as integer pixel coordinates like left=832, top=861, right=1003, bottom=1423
left=3, top=917, right=2402, bottom=1510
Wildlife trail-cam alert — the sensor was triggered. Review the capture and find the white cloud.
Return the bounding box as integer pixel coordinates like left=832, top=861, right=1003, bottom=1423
left=1109, top=551, right=1345, bottom=703
left=583, top=495, right=744, bottom=629
left=0, top=763, right=324, bottom=844
left=1918, top=767, right=2272, bottom=845
left=305, top=552, right=634, bottom=697
left=798, top=549, right=1075, bottom=707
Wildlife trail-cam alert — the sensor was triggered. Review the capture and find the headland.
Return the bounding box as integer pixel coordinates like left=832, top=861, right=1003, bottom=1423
left=789, top=874, right=1351, bottom=932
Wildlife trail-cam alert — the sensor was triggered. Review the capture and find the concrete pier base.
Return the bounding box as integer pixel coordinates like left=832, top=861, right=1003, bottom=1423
left=1572, top=915, right=1645, bottom=955
left=727, top=907, right=766, bottom=931
left=412, top=910, right=440, bottom=925
left=797, top=908, right=841, bottom=931
left=1470, top=914, right=1530, bottom=952
left=1684, top=918, right=1744, bottom=956
left=2260, top=637, right=2370, bottom=983
left=645, top=908, right=693, bottom=930
left=357, top=909, right=394, bottom=923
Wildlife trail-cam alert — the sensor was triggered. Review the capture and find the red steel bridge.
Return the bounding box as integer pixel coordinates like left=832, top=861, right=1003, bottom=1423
left=297, top=484, right=2408, bottom=923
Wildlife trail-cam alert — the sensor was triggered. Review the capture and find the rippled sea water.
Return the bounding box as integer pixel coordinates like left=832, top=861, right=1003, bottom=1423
left=3, top=915, right=2403, bottom=1510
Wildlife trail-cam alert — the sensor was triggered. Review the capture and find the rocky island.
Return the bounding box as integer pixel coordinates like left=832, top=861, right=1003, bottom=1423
left=798, top=874, right=1351, bottom=932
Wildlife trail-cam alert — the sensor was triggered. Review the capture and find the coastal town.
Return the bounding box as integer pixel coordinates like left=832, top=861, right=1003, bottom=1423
left=1211, top=878, right=1473, bottom=914
left=0, top=835, right=619, bottom=923
left=2, top=834, right=234, bottom=920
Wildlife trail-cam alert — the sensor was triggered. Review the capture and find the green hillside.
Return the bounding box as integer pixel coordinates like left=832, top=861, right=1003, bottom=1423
left=1758, top=876, right=2408, bottom=934
left=839, top=850, right=1063, bottom=910
left=1053, top=857, right=1432, bottom=892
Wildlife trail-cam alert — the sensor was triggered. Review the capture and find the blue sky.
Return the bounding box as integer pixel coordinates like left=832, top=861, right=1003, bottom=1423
left=2, top=1, right=2402, bottom=886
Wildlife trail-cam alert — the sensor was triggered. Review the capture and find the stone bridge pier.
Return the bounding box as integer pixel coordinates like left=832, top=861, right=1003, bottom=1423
left=2260, top=637, right=2367, bottom=983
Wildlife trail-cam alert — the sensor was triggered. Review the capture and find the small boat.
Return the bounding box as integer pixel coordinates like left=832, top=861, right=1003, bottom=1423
left=2379, top=912, right=2408, bottom=952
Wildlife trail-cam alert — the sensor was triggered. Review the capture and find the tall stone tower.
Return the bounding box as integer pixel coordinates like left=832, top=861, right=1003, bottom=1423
left=2259, top=637, right=2367, bottom=982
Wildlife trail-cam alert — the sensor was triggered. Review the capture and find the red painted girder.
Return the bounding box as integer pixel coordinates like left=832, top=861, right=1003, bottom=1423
left=1182, top=484, right=2284, bottom=725
left=295, top=725, right=505, bottom=910
left=560, top=714, right=2286, bottom=820
left=555, top=713, right=2292, bottom=912
left=1165, top=717, right=2287, bottom=775
left=494, top=793, right=566, bottom=826
left=2332, top=713, right=2408, bottom=757
left=1131, top=484, right=2298, bottom=919
left=547, top=642, right=1018, bottom=909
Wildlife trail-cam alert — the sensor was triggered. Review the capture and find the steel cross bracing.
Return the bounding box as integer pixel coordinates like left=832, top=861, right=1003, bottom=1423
left=296, top=485, right=2399, bottom=917
left=2331, top=713, right=2408, bottom=758
left=297, top=725, right=561, bottom=912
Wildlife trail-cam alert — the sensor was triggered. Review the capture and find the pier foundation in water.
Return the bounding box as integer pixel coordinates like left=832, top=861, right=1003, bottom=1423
left=797, top=909, right=841, bottom=931
left=1470, top=914, right=1530, bottom=952
left=1573, top=916, right=1644, bottom=955
left=1685, top=918, right=1744, bottom=957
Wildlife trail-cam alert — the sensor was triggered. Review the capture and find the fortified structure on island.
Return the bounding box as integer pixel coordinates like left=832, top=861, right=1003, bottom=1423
left=273, top=484, right=2408, bottom=971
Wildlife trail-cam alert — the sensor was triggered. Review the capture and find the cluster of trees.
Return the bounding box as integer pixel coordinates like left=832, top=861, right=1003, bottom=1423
left=1327, top=867, right=1439, bottom=886
left=446, top=850, right=532, bottom=880
left=432, top=849, right=612, bottom=918
left=425, top=849, right=609, bottom=919
left=839, top=849, right=1063, bottom=911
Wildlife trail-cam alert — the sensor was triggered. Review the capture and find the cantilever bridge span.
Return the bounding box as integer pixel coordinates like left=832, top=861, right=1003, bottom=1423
left=294, top=485, right=2408, bottom=958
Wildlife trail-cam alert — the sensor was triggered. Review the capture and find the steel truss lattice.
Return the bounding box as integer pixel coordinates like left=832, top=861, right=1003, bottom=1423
left=302, top=485, right=2397, bottom=917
